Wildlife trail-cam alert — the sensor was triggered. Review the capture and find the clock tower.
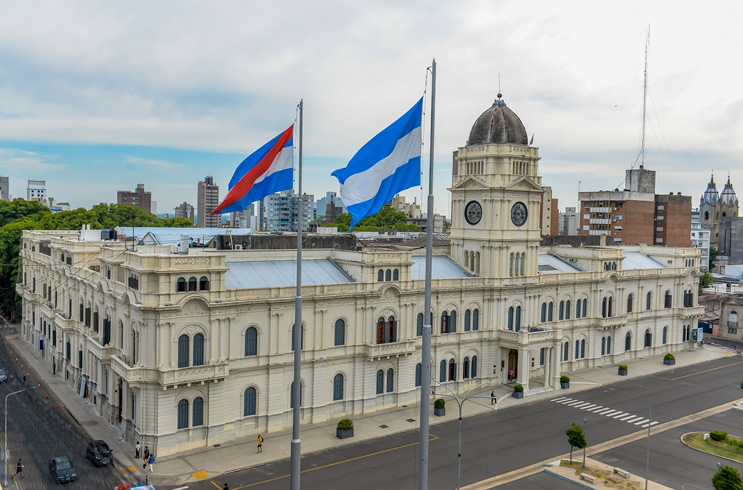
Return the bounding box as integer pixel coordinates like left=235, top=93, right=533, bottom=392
left=449, top=94, right=544, bottom=279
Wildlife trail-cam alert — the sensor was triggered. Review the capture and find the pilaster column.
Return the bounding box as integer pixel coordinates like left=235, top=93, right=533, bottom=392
left=517, top=345, right=529, bottom=391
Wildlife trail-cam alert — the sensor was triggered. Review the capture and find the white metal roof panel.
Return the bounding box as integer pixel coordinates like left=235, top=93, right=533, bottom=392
left=538, top=254, right=582, bottom=274
left=622, top=252, right=666, bottom=270
left=410, top=256, right=472, bottom=279
left=225, top=259, right=353, bottom=289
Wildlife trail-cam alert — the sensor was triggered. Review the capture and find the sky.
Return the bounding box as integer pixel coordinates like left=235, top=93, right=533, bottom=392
left=1, top=0, right=742, bottom=217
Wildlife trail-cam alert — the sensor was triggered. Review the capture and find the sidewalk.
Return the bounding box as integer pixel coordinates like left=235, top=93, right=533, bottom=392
left=5, top=328, right=737, bottom=487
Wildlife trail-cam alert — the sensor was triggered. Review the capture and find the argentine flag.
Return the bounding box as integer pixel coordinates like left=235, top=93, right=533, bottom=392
left=332, top=98, right=423, bottom=230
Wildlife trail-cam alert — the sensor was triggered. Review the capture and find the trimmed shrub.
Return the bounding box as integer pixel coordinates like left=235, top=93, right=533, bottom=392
left=337, top=418, right=354, bottom=430
left=513, top=384, right=524, bottom=393
left=664, top=353, right=675, bottom=361
left=618, top=364, right=628, bottom=370
left=560, top=375, right=570, bottom=383
left=434, top=398, right=445, bottom=409
left=710, top=430, right=727, bottom=441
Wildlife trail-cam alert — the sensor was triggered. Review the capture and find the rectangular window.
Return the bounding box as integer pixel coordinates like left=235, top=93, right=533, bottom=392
left=582, top=225, right=589, bottom=231
left=656, top=215, right=664, bottom=220
left=656, top=238, right=663, bottom=243
left=657, top=205, right=664, bottom=210
left=583, top=214, right=590, bottom=219
left=656, top=227, right=664, bottom=232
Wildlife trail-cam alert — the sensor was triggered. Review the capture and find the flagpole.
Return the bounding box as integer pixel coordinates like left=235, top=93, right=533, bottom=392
left=419, top=58, right=436, bottom=490
left=290, top=99, right=303, bottom=490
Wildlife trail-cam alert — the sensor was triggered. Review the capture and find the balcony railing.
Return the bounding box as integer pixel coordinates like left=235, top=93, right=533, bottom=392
left=498, top=328, right=560, bottom=345
left=159, top=363, right=229, bottom=386
left=362, top=340, right=416, bottom=361
left=729, top=321, right=739, bottom=328
left=87, top=338, right=119, bottom=361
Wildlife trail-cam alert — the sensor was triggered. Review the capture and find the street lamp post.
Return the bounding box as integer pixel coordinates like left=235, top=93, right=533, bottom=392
left=5, top=387, right=35, bottom=486
left=431, top=377, right=494, bottom=490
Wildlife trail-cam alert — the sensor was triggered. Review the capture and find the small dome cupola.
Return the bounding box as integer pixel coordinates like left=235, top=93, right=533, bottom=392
left=702, top=174, right=719, bottom=205
left=720, top=175, right=738, bottom=206
left=467, top=93, right=528, bottom=146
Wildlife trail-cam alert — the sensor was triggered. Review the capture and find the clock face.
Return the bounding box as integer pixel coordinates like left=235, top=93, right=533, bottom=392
left=465, top=200, right=482, bottom=225
left=511, top=202, right=528, bottom=227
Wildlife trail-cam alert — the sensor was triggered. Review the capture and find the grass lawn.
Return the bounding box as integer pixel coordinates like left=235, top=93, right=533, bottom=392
left=682, top=433, right=743, bottom=463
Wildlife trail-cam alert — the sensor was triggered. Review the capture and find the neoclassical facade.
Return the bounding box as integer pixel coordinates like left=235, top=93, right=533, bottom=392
left=17, top=96, right=703, bottom=456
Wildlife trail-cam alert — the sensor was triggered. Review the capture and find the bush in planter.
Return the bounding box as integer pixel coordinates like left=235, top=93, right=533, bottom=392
left=336, top=418, right=354, bottom=439
left=710, top=430, right=727, bottom=441
left=434, top=398, right=446, bottom=416
left=618, top=364, right=628, bottom=376
left=560, top=375, right=570, bottom=383
left=618, top=364, right=628, bottom=370
left=664, top=353, right=675, bottom=361
left=513, top=384, right=524, bottom=392
left=434, top=398, right=446, bottom=409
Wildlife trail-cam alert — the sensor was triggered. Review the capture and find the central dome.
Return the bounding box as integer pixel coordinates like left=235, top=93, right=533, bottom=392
left=467, top=94, right=528, bottom=146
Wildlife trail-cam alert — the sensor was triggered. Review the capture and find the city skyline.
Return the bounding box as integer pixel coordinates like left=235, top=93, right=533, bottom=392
left=1, top=1, right=742, bottom=215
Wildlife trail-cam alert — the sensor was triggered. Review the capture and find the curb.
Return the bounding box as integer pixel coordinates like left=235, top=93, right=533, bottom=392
left=680, top=431, right=743, bottom=466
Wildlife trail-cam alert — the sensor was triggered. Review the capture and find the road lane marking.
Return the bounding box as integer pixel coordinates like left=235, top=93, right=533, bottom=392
left=633, top=418, right=650, bottom=426
left=611, top=412, right=628, bottom=418
left=622, top=416, right=642, bottom=423
left=227, top=433, right=440, bottom=488
left=619, top=414, right=637, bottom=421
left=462, top=397, right=743, bottom=489
left=601, top=409, right=618, bottom=416
left=551, top=397, right=567, bottom=402
left=667, top=359, right=743, bottom=380
left=586, top=406, right=604, bottom=412
left=580, top=404, right=597, bottom=410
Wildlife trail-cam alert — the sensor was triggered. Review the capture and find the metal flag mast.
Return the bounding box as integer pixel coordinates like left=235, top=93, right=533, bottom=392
left=291, top=99, right=303, bottom=490
left=640, top=29, right=649, bottom=168
left=418, top=58, right=436, bottom=490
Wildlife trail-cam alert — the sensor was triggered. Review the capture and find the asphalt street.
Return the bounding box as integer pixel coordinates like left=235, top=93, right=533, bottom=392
left=174, top=356, right=743, bottom=490
left=0, top=336, right=121, bottom=489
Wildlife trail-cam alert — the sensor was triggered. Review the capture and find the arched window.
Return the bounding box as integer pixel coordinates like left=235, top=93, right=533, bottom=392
left=644, top=329, right=652, bottom=347
left=388, top=316, right=397, bottom=342
left=520, top=252, right=525, bottom=276
left=608, top=296, right=613, bottom=317
left=192, top=397, right=204, bottom=426
left=664, top=290, right=672, bottom=309
left=440, top=360, right=446, bottom=382
left=244, top=387, right=257, bottom=416
left=704, top=210, right=709, bottom=220
left=177, top=277, right=187, bottom=292
left=450, top=311, right=457, bottom=333
left=385, top=269, right=391, bottom=281
left=473, top=309, right=479, bottom=330
left=178, top=335, right=189, bottom=368
left=199, top=276, right=209, bottom=291
left=581, top=339, right=585, bottom=358
left=463, top=357, right=470, bottom=379
left=393, top=269, right=399, bottom=281
left=627, top=294, right=633, bottom=313
left=575, top=340, right=580, bottom=359
left=376, top=370, right=384, bottom=394
left=386, top=368, right=394, bottom=392
left=415, top=363, right=422, bottom=387
left=563, top=341, right=569, bottom=361
left=646, top=292, right=652, bottom=310
left=607, top=336, right=612, bottom=354
left=582, top=298, right=587, bottom=317
left=625, top=332, right=632, bottom=351
left=575, top=300, right=581, bottom=319
left=417, top=313, right=423, bottom=337
left=239, top=327, right=256, bottom=357
left=515, top=306, right=521, bottom=332
left=508, top=307, right=514, bottom=331
left=602, top=297, right=607, bottom=318
left=548, top=302, right=554, bottom=321
left=378, top=270, right=384, bottom=282
left=566, top=300, right=571, bottom=320
left=601, top=337, right=606, bottom=355
left=448, top=359, right=456, bottom=381
left=662, top=326, right=667, bottom=344
left=193, top=333, right=204, bottom=366
left=471, top=356, right=478, bottom=377
left=333, top=374, right=344, bottom=401
left=541, top=303, right=547, bottom=322
left=509, top=253, right=514, bottom=276
left=334, top=319, right=345, bottom=346
left=188, top=277, right=197, bottom=291
left=290, top=382, right=303, bottom=408
left=464, top=310, right=471, bottom=331
left=559, top=301, right=565, bottom=320
left=177, top=399, right=188, bottom=429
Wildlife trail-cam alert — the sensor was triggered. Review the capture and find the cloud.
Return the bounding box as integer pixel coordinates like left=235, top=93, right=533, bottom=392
left=123, top=155, right=179, bottom=170
left=0, top=147, right=66, bottom=171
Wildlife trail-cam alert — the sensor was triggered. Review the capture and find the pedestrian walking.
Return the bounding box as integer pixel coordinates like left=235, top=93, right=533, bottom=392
left=224, top=484, right=229, bottom=490
left=491, top=391, right=497, bottom=405
left=135, top=441, right=141, bottom=459
left=143, top=446, right=150, bottom=460
left=142, top=456, right=147, bottom=470
left=53, top=360, right=56, bottom=375
left=257, top=434, right=263, bottom=453
left=15, top=459, right=23, bottom=479
left=148, top=454, right=155, bottom=472
left=508, top=369, right=514, bottom=382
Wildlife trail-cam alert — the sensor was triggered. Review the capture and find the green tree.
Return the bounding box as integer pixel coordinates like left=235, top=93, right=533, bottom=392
left=333, top=206, right=420, bottom=232
left=566, top=422, right=587, bottom=467
left=709, top=247, right=720, bottom=271
left=712, top=465, right=743, bottom=490
left=699, top=269, right=714, bottom=295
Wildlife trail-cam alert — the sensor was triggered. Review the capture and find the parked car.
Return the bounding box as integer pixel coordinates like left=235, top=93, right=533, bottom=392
left=0, top=369, right=7, bottom=383
left=49, top=456, right=77, bottom=483
left=86, top=440, right=113, bottom=466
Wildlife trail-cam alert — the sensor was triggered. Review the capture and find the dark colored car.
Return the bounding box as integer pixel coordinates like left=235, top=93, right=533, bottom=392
left=86, top=439, right=113, bottom=466
left=49, top=456, right=77, bottom=483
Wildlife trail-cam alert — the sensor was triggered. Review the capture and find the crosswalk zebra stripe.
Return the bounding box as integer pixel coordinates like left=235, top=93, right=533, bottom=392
left=623, top=416, right=642, bottom=423
left=581, top=404, right=598, bottom=410
left=619, top=414, right=637, bottom=421
left=572, top=402, right=592, bottom=408
left=612, top=412, right=628, bottom=418
left=600, top=409, right=618, bottom=416
left=586, top=406, right=605, bottom=412
left=633, top=418, right=650, bottom=425
left=595, top=408, right=613, bottom=414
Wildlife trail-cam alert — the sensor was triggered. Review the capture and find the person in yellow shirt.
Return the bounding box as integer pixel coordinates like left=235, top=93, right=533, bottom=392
left=257, top=434, right=263, bottom=453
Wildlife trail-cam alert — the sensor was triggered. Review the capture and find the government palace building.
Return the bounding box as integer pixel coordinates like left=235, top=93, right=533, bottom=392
left=17, top=95, right=704, bottom=456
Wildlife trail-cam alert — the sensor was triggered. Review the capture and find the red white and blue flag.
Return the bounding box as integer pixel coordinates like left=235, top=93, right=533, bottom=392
left=212, top=125, right=294, bottom=215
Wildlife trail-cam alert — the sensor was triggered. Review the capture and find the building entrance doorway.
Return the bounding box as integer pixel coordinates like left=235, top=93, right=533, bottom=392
left=507, top=349, right=518, bottom=381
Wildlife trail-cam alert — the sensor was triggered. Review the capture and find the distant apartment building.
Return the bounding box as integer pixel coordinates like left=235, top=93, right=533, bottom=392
left=559, top=207, right=579, bottom=236
left=117, top=183, right=152, bottom=214
left=174, top=202, right=195, bottom=223
left=27, top=180, right=47, bottom=202
left=0, top=176, right=8, bottom=201
left=230, top=203, right=256, bottom=229
left=578, top=166, right=691, bottom=246
left=265, top=190, right=314, bottom=232
left=691, top=210, right=711, bottom=269
left=316, top=192, right=345, bottom=219
left=540, top=186, right=558, bottom=236
left=197, top=176, right=220, bottom=228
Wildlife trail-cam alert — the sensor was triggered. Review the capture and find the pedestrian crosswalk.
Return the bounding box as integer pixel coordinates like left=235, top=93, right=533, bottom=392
left=550, top=396, right=658, bottom=429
